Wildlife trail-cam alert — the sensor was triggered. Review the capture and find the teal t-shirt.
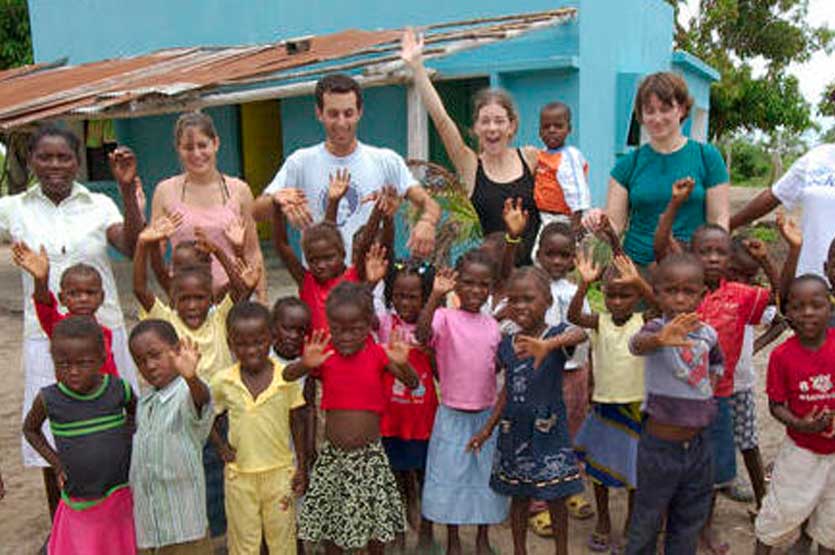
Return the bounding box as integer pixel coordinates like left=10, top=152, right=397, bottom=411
left=611, top=140, right=728, bottom=265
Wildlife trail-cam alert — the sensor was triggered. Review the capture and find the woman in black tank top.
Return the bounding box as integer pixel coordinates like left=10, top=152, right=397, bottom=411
left=402, top=30, right=540, bottom=266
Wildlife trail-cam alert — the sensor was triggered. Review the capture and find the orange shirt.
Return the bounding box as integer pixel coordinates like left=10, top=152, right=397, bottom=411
left=534, top=147, right=590, bottom=214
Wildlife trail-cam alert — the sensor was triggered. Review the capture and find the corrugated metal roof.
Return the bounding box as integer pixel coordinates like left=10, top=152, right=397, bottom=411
left=0, top=8, right=576, bottom=130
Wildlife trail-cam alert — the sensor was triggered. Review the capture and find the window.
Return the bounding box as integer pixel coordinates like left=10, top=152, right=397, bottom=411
left=85, top=120, right=117, bottom=181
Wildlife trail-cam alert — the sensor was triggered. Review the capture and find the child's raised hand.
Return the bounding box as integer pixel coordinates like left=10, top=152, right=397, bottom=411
left=514, top=335, right=552, bottom=369
left=574, top=249, right=601, bottom=284
left=776, top=210, right=802, bottom=249
left=141, top=212, right=183, bottom=244
left=377, top=185, right=402, bottom=218
left=432, top=267, right=457, bottom=296
left=302, top=329, right=333, bottom=369
left=224, top=217, right=246, bottom=254
left=658, top=313, right=700, bottom=348
left=503, top=197, right=529, bottom=239
left=742, top=238, right=769, bottom=262
left=670, top=177, right=695, bottom=204
left=194, top=227, right=218, bottom=255
left=12, top=242, right=49, bottom=281
left=612, top=254, right=640, bottom=284
left=273, top=189, right=313, bottom=229
left=400, top=27, right=424, bottom=68
left=173, top=337, right=201, bottom=380
left=384, top=328, right=412, bottom=366
left=108, top=146, right=138, bottom=187
left=234, top=259, right=260, bottom=291
left=328, top=168, right=351, bottom=201
left=364, top=243, right=389, bottom=284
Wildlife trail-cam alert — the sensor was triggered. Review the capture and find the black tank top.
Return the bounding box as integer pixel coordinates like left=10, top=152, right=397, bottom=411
left=471, top=149, right=540, bottom=265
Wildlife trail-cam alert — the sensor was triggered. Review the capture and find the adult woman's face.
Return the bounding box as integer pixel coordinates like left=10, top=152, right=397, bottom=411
left=640, top=94, right=685, bottom=144
left=30, top=135, right=79, bottom=200
left=177, top=127, right=220, bottom=177
left=473, top=103, right=516, bottom=156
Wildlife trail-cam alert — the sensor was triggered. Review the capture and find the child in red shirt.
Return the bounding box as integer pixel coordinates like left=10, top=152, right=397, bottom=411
left=13, top=242, right=118, bottom=376
left=755, top=275, right=835, bottom=554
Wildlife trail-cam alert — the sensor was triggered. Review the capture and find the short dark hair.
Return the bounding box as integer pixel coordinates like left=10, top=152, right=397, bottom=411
left=539, top=221, right=576, bottom=247
left=129, top=319, right=179, bottom=347
left=29, top=124, right=82, bottom=162
left=541, top=101, right=571, bottom=122
left=172, top=267, right=213, bottom=293
left=271, top=296, right=311, bottom=324
left=788, top=273, right=830, bottom=301
left=455, top=248, right=496, bottom=282
left=315, top=74, right=363, bottom=111
left=384, top=259, right=435, bottom=309
left=507, top=266, right=553, bottom=304
left=301, top=221, right=345, bottom=257
left=227, top=301, right=272, bottom=332
left=655, top=252, right=704, bottom=285
left=690, top=223, right=730, bottom=248
left=52, top=315, right=105, bottom=353
left=60, top=263, right=102, bottom=289
left=172, top=241, right=212, bottom=267
left=326, top=281, right=374, bottom=320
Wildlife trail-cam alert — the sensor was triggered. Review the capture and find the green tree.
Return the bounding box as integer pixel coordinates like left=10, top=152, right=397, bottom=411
left=819, top=79, right=835, bottom=118
left=0, top=0, right=32, bottom=70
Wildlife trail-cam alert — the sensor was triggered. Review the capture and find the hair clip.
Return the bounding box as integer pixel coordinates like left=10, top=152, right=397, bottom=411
left=393, top=260, right=406, bottom=271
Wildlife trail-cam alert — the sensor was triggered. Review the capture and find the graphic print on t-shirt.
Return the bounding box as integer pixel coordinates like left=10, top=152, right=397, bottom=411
left=318, top=175, right=360, bottom=227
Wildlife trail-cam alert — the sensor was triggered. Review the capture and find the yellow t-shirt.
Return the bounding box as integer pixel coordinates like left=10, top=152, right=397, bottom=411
left=590, top=313, right=645, bottom=403
left=141, top=295, right=234, bottom=382
left=210, top=359, right=304, bottom=473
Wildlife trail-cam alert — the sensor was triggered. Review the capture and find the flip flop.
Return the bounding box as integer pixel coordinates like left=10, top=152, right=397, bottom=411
left=588, top=531, right=610, bottom=552
left=566, top=494, right=595, bottom=520
left=528, top=510, right=554, bottom=537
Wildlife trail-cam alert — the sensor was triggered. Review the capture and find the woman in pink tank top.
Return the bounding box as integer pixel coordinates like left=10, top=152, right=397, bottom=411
left=150, top=112, right=267, bottom=301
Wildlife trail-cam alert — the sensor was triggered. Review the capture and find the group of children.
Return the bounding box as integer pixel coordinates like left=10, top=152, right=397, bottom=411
left=8, top=100, right=835, bottom=555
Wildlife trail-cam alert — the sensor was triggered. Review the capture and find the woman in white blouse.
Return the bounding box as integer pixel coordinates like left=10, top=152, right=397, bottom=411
left=0, top=125, right=143, bottom=516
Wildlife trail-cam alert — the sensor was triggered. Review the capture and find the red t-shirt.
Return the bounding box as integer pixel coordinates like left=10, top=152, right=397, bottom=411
left=35, top=293, right=119, bottom=377
left=299, top=266, right=360, bottom=332
left=377, top=312, right=438, bottom=441
left=767, top=330, right=835, bottom=454
left=698, top=280, right=769, bottom=397
left=312, top=337, right=390, bottom=414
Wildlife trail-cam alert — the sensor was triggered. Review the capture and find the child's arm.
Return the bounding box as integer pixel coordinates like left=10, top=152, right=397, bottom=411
left=568, top=250, right=601, bottom=330
left=283, top=330, right=332, bottom=382
left=776, top=211, right=802, bottom=310
left=22, top=394, right=65, bottom=486
left=594, top=213, right=623, bottom=256
left=416, top=268, right=457, bottom=346
left=173, top=338, right=210, bottom=411
left=271, top=201, right=306, bottom=287
left=354, top=186, right=399, bottom=279
left=210, top=414, right=236, bottom=463
left=769, top=402, right=834, bottom=437
left=148, top=243, right=172, bottom=298
left=290, top=404, right=309, bottom=497
left=653, top=178, right=694, bottom=262
left=754, top=316, right=788, bottom=355
left=194, top=228, right=257, bottom=303
left=11, top=242, right=51, bottom=305
left=613, top=254, right=657, bottom=307
left=302, top=379, right=317, bottom=465
left=500, top=197, right=528, bottom=284
left=364, top=243, right=390, bottom=287
left=325, top=169, right=351, bottom=224
left=134, top=215, right=183, bottom=312
left=383, top=328, right=420, bottom=389
left=629, top=313, right=700, bottom=356
left=466, top=383, right=506, bottom=452
left=514, top=327, right=587, bottom=369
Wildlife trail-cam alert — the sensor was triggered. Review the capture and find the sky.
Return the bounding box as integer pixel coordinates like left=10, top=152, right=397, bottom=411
left=680, top=0, right=835, bottom=135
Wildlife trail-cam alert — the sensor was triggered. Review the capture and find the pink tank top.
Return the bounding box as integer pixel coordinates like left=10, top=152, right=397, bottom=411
left=168, top=176, right=239, bottom=290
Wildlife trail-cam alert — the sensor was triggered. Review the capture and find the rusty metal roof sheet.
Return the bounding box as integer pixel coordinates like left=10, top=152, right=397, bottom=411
left=0, top=8, right=576, bottom=130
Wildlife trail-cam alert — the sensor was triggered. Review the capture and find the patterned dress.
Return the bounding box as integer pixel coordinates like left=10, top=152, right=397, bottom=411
left=490, top=325, right=584, bottom=500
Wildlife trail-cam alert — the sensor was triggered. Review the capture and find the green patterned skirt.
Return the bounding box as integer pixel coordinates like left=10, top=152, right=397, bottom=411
left=299, top=440, right=406, bottom=549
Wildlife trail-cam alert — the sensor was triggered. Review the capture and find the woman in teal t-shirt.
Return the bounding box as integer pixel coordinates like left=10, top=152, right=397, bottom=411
left=584, top=72, right=729, bottom=266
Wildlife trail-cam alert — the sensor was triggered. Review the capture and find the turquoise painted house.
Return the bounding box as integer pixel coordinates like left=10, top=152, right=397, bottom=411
left=27, top=0, right=718, bottom=212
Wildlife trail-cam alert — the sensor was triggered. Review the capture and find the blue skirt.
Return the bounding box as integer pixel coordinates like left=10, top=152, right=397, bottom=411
left=422, top=405, right=510, bottom=524
left=575, top=402, right=642, bottom=489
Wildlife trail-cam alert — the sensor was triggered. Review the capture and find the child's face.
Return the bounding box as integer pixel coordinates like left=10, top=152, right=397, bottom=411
left=391, top=273, right=424, bottom=324
left=691, top=230, right=730, bottom=286
left=305, top=237, right=345, bottom=283
left=537, top=233, right=575, bottom=281
left=228, top=317, right=273, bottom=372
left=130, top=330, right=178, bottom=390
left=786, top=279, right=831, bottom=344
left=51, top=335, right=105, bottom=394
left=603, top=278, right=640, bottom=322
left=455, top=262, right=493, bottom=313
left=328, top=303, right=372, bottom=356
left=272, top=306, right=310, bottom=359
left=59, top=273, right=104, bottom=317
left=727, top=249, right=760, bottom=285
left=172, top=275, right=213, bottom=330
left=539, top=108, right=571, bottom=150
left=506, top=276, right=550, bottom=333
left=655, top=265, right=706, bottom=317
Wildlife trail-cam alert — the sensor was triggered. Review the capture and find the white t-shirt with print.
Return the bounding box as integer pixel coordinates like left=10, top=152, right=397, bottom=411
left=772, top=144, right=835, bottom=277
left=545, top=278, right=591, bottom=370
left=264, top=142, right=415, bottom=260
left=733, top=305, right=777, bottom=393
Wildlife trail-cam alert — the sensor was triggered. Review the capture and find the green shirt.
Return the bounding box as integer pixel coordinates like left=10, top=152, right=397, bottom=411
left=611, top=140, right=728, bottom=265
left=130, top=377, right=214, bottom=549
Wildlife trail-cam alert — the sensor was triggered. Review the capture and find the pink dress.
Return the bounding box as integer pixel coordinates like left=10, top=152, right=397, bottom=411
left=168, top=176, right=239, bottom=290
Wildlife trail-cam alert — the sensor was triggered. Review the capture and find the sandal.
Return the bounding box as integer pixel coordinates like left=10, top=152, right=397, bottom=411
left=565, top=494, right=595, bottom=520
left=588, top=531, right=610, bottom=552
left=528, top=510, right=553, bottom=537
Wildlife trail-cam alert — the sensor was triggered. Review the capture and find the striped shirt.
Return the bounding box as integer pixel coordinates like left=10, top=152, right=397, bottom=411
left=130, top=376, right=214, bottom=549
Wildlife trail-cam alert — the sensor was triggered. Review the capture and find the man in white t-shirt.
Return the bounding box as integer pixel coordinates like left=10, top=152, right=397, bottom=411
left=253, top=74, right=440, bottom=260
left=731, top=143, right=835, bottom=277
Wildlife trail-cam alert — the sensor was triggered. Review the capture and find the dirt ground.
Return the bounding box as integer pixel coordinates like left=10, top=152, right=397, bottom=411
left=0, top=187, right=800, bottom=554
